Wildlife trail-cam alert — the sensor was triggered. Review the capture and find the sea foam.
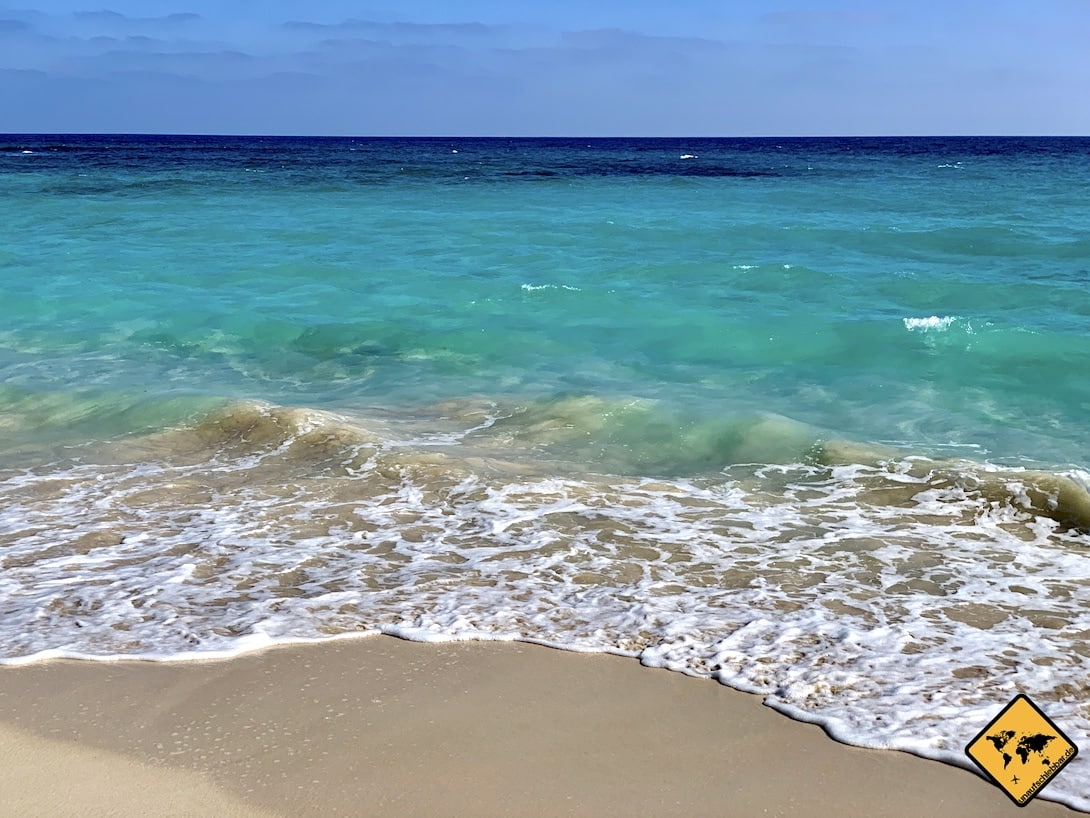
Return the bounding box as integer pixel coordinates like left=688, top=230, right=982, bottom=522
left=903, top=315, right=958, bottom=331
left=2, top=400, right=1089, bottom=809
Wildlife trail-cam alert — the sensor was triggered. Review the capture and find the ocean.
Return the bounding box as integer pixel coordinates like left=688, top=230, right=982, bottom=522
left=2, top=134, right=1089, bottom=809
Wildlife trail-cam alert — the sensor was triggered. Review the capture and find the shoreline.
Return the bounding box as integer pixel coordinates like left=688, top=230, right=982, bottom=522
left=0, top=636, right=1081, bottom=817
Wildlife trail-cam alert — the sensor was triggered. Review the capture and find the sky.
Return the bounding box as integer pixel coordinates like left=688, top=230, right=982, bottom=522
left=0, top=1, right=1087, bottom=135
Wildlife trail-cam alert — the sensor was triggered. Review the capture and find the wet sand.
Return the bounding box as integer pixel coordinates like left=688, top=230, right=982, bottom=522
left=0, top=636, right=1080, bottom=817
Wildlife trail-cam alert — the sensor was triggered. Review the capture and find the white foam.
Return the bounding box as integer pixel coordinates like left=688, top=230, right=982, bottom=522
left=903, top=315, right=958, bottom=332
left=679, top=154, right=697, bottom=160
left=2, top=440, right=1089, bottom=811
left=520, top=283, right=581, bottom=293
left=1069, top=469, right=1090, bottom=494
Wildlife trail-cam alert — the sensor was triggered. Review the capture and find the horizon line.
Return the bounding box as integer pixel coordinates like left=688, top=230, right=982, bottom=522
left=4, top=132, right=1089, bottom=140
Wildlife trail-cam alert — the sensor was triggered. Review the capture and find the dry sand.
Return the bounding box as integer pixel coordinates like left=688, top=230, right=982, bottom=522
left=0, top=636, right=1081, bottom=817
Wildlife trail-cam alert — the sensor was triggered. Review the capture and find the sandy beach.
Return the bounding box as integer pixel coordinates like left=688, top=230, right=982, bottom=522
left=0, top=636, right=1080, bottom=817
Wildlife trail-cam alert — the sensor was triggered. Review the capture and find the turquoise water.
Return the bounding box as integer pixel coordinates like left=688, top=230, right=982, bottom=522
left=2, top=135, right=1090, bottom=808
left=5, top=137, right=1090, bottom=465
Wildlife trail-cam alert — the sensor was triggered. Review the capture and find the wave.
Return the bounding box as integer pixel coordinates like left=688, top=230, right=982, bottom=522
left=2, top=397, right=1089, bottom=810
left=817, top=438, right=1090, bottom=531
left=903, top=315, right=960, bottom=332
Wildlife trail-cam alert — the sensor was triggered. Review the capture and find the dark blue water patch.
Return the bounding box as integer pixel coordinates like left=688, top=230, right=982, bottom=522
left=5, top=134, right=1090, bottom=184
left=498, top=161, right=780, bottom=179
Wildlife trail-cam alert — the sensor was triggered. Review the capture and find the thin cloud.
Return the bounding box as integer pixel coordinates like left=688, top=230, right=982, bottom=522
left=283, top=18, right=499, bottom=33
left=283, top=18, right=503, bottom=38
left=72, top=10, right=202, bottom=26
left=74, top=11, right=128, bottom=23
left=559, top=28, right=726, bottom=53
left=759, top=10, right=894, bottom=28
left=0, top=18, right=31, bottom=33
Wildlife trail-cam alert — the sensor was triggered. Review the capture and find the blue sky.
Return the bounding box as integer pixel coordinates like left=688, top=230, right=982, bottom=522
left=1, top=1, right=1087, bottom=135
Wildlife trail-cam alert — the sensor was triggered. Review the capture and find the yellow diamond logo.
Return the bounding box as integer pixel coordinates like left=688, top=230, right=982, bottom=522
left=966, top=694, right=1078, bottom=807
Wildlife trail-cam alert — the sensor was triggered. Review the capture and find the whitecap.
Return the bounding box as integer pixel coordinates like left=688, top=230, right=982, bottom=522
left=520, top=283, right=581, bottom=293
left=903, top=315, right=958, bottom=332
